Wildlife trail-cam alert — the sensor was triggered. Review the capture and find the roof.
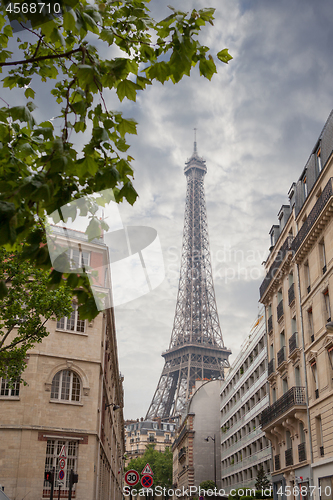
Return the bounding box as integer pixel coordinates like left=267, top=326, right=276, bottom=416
left=0, top=489, right=12, bottom=500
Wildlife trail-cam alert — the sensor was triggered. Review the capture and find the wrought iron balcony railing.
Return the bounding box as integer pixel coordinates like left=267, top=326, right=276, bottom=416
left=274, top=454, right=280, bottom=471
left=268, top=359, right=275, bottom=377
left=268, top=315, right=273, bottom=333
left=288, top=283, right=295, bottom=305
left=260, top=387, right=306, bottom=427
left=292, top=178, right=333, bottom=253
left=277, top=300, right=284, bottom=320
left=277, top=346, right=286, bottom=366
left=298, top=442, right=306, bottom=462
left=178, top=447, right=186, bottom=460
left=289, top=332, right=298, bottom=355
left=285, top=447, right=293, bottom=467
left=260, top=236, right=293, bottom=299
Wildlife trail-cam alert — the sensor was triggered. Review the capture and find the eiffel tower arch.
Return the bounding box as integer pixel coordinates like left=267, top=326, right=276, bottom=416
left=146, top=138, right=232, bottom=419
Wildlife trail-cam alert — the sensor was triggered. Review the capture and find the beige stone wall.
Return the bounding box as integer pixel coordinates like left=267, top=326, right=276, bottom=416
left=1, top=297, right=124, bottom=500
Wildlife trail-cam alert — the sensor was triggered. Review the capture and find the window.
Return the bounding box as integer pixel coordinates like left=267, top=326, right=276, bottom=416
left=66, top=248, right=90, bottom=270
left=288, top=272, right=294, bottom=287
left=302, top=175, right=308, bottom=198
left=282, top=378, right=288, bottom=394
left=311, top=361, right=319, bottom=398
left=316, top=146, right=322, bottom=173
left=319, top=477, right=333, bottom=500
left=0, top=377, right=20, bottom=397
left=308, top=308, right=314, bottom=342
left=319, top=240, right=327, bottom=274
left=51, top=370, right=81, bottom=402
left=323, top=289, right=331, bottom=322
left=272, top=387, right=276, bottom=403
left=295, top=366, right=301, bottom=387
left=43, top=440, right=78, bottom=497
left=291, top=317, right=297, bottom=334
left=304, top=262, right=311, bottom=293
left=315, top=416, right=324, bottom=456
left=57, top=303, right=85, bottom=333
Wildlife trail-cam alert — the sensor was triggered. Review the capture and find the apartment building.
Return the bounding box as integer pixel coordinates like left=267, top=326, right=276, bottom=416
left=260, top=110, right=333, bottom=499
left=125, top=418, right=175, bottom=465
left=0, top=226, right=125, bottom=500
left=220, top=311, right=272, bottom=493
left=172, top=379, right=222, bottom=498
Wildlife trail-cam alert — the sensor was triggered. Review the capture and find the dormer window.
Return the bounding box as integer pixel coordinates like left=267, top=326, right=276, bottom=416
left=303, top=175, right=308, bottom=198
left=316, top=146, right=322, bottom=172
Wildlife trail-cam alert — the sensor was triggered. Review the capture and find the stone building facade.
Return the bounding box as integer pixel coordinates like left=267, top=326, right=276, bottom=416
left=220, top=309, right=272, bottom=493
left=0, top=227, right=125, bottom=500
left=172, top=379, right=222, bottom=498
left=124, top=418, right=175, bottom=465
left=260, top=110, right=333, bottom=500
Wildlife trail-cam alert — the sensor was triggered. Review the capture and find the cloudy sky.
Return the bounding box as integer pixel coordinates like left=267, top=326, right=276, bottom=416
left=114, top=0, right=333, bottom=419
left=3, top=0, right=333, bottom=419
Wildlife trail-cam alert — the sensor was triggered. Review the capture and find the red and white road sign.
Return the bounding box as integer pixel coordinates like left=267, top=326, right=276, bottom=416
left=59, top=458, right=66, bottom=470
left=141, top=474, right=153, bottom=488
left=59, top=445, right=67, bottom=459
left=125, top=470, right=140, bottom=486
left=141, top=463, right=153, bottom=475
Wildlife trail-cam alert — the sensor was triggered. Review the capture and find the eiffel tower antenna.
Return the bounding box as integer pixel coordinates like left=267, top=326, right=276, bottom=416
left=146, top=142, right=231, bottom=420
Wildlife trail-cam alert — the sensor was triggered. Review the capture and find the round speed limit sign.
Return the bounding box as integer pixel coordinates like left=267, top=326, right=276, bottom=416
left=125, top=470, right=139, bottom=486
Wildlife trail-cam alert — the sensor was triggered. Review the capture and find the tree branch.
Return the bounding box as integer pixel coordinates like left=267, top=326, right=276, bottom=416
left=0, top=47, right=83, bottom=67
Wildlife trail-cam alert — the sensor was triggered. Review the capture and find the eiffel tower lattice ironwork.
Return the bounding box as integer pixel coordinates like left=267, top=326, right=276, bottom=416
left=146, top=138, right=232, bottom=419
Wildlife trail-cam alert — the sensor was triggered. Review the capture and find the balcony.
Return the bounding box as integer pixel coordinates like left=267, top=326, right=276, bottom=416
left=268, top=359, right=275, bottom=377
left=260, top=235, right=293, bottom=299
left=277, top=300, right=284, bottom=321
left=274, top=454, right=280, bottom=471
left=285, top=448, right=293, bottom=467
left=178, top=447, right=186, bottom=461
left=221, top=447, right=271, bottom=476
left=292, top=178, right=333, bottom=257
left=288, top=283, right=295, bottom=305
left=261, top=387, right=306, bottom=428
left=298, top=442, right=306, bottom=462
left=268, top=315, right=273, bottom=333
left=289, top=332, right=298, bottom=356
left=277, top=346, right=286, bottom=367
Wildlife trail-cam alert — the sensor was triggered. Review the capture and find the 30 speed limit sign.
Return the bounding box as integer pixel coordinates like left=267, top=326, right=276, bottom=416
left=125, top=470, right=139, bottom=486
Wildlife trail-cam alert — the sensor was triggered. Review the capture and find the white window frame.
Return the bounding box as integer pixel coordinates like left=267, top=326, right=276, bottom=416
left=66, top=248, right=90, bottom=270
left=57, top=303, right=85, bottom=333
left=50, top=370, right=81, bottom=402
left=0, top=377, right=20, bottom=397
left=43, top=440, right=78, bottom=496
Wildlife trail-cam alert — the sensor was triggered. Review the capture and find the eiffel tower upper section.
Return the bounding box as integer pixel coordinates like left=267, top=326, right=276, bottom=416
left=146, top=139, right=232, bottom=420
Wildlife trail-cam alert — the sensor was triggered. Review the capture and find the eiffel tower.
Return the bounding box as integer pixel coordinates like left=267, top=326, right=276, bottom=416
left=146, top=135, right=231, bottom=419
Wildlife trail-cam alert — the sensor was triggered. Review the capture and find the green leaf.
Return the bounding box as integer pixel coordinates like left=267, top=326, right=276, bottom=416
left=24, top=87, right=35, bottom=99
left=118, top=181, right=138, bottom=205
left=99, top=29, right=114, bottom=45
left=217, top=48, right=233, bottom=64
left=116, top=79, right=138, bottom=102
left=80, top=156, right=99, bottom=176
left=117, top=118, right=137, bottom=138
left=0, top=280, right=8, bottom=299
left=199, top=58, right=217, bottom=80
left=63, top=9, right=77, bottom=32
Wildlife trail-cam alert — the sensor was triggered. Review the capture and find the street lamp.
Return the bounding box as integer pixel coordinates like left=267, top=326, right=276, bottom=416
left=105, top=402, right=121, bottom=410
left=204, top=435, right=216, bottom=486
left=326, top=321, right=333, bottom=332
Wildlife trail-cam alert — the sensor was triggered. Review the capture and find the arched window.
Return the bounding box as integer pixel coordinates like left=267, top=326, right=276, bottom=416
left=51, top=370, right=81, bottom=402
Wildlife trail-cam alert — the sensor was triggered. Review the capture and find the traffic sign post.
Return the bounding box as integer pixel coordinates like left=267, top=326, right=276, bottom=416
left=141, top=475, right=153, bottom=488
left=141, top=463, right=153, bottom=475
left=125, top=470, right=140, bottom=486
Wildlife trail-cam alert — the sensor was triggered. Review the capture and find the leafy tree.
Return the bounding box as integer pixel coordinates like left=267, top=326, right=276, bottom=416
left=0, top=245, right=72, bottom=381
left=254, top=466, right=271, bottom=491
left=126, top=444, right=173, bottom=492
left=200, top=479, right=216, bottom=490
left=0, top=0, right=232, bottom=320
